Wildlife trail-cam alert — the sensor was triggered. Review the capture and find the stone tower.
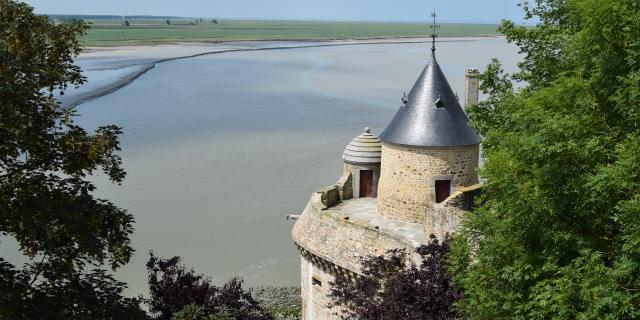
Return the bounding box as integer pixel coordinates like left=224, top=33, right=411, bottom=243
left=341, top=128, right=382, bottom=198
left=291, top=38, right=482, bottom=320
left=464, top=67, right=481, bottom=108
left=376, top=50, right=481, bottom=224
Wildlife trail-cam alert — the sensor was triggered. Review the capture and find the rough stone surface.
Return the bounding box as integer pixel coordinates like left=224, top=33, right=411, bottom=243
left=377, top=143, right=479, bottom=223
left=300, top=255, right=340, bottom=320
left=318, top=185, right=340, bottom=208
left=293, top=194, right=418, bottom=274
left=293, top=142, right=480, bottom=319
left=464, top=68, right=480, bottom=108
left=426, top=184, right=482, bottom=240
left=336, top=172, right=353, bottom=201
left=293, top=193, right=424, bottom=320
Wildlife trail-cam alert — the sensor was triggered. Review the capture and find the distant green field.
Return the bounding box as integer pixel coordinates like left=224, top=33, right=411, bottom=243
left=81, top=19, right=500, bottom=47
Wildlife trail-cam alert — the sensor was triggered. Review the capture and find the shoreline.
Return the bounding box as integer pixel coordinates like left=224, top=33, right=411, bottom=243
left=82, top=34, right=501, bottom=51
left=68, top=36, right=502, bottom=108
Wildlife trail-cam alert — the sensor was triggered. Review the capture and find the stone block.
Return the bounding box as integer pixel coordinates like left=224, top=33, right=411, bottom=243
left=318, top=185, right=340, bottom=208
left=336, top=172, right=353, bottom=200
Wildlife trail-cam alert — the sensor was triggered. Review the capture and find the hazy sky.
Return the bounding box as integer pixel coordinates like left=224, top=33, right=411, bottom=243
left=24, top=0, right=529, bottom=24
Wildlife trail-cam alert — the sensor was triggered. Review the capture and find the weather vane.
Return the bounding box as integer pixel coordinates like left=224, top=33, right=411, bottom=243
left=430, top=10, right=440, bottom=53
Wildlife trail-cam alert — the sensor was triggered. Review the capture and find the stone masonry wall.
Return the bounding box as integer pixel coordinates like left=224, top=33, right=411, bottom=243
left=377, top=143, right=479, bottom=223
left=293, top=182, right=472, bottom=319
left=293, top=191, right=418, bottom=319
left=336, top=172, right=353, bottom=201
left=292, top=193, right=417, bottom=274
left=300, top=255, right=340, bottom=320
left=465, top=69, right=481, bottom=108
left=426, top=184, right=482, bottom=240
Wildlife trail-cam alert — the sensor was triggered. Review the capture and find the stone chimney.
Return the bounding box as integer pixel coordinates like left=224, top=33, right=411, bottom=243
left=464, top=68, right=480, bottom=108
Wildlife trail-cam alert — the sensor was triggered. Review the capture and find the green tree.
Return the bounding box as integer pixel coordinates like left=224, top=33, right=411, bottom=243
left=0, top=1, right=145, bottom=318
left=449, top=0, right=640, bottom=319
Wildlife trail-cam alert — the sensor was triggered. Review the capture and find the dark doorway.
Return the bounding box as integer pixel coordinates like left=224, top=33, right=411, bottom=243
left=435, top=180, right=451, bottom=203
left=359, top=170, right=374, bottom=198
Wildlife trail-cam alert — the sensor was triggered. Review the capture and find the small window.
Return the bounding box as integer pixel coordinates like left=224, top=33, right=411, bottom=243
left=435, top=98, right=446, bottom=108
left=312, top=276, right=322, bottom=287
left=435, top=180, right=451, bottom=203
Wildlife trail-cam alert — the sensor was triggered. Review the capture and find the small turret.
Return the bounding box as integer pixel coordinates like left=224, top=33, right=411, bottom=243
left=342, top=128, right=382, bottom=198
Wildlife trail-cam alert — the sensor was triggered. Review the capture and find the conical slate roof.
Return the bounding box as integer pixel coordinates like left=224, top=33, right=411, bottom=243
left=379, top=52, right=481, bottom=147
left=342, top=128, right=382, bottom=164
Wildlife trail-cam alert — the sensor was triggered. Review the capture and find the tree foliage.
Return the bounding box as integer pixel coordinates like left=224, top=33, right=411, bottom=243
left=147, top=253, right=272, bottom=320
left=329, top=235, right=460, bottom=320
left=450, top=0, right=640, bottom=318
left=0, top=0, right=145, bottom=318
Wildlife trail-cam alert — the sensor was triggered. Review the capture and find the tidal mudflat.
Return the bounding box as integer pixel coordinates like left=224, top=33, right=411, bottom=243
left=71, top=37, right=520, bottom=296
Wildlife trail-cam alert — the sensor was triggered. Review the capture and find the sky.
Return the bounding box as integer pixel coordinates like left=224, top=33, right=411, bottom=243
left=24, top=0, right=529, bottom=24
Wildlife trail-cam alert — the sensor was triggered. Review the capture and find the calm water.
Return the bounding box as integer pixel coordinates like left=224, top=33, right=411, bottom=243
left=74, top=38, right=520, bottom=296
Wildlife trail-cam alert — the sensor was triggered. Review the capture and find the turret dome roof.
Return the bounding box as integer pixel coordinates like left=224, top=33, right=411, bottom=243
left=342, top=127, right=382, bottom=164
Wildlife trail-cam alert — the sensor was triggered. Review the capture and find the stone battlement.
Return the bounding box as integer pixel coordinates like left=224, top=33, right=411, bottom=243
left=427, top=183, right=482, bottom=239
left=292, top=189, right=421, bottom=275
left=293, top=181, right=482, bottom=274
left=292, top=183, right=481, bottom=319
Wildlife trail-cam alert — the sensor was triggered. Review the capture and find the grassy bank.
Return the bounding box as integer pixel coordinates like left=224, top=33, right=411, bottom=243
left=81, top=19, right=500, bottom=46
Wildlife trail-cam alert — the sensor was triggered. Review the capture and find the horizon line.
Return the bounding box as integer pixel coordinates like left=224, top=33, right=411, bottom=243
left=40, top=14, right=530, bottom=25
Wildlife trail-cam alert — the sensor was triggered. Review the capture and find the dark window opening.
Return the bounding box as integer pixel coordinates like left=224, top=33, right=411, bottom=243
left=312, top=276, right=322, bottom=287
left=435, top=180, right=451, bottom=203
left=435, top=98, right=446, bottom=108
